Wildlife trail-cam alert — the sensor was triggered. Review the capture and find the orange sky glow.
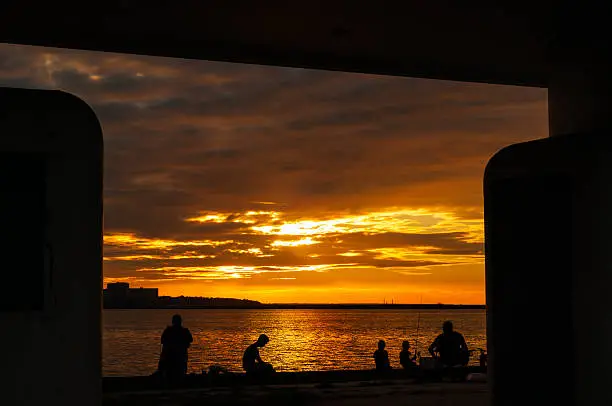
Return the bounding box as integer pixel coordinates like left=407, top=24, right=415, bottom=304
left=0, top=43, right=549, bottom=304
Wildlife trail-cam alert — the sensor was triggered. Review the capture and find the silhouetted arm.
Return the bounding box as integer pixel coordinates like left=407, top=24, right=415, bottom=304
left=428, top=337, right=439, bottom=356
left=185, top=329, right=193, bottom=348
left=459, top=334, right=468, bottom=351
left=161, top=328, right=169, bottom=345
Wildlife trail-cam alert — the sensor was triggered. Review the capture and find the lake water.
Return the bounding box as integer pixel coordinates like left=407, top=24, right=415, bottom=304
left=103, top=309, right=486, bottom=376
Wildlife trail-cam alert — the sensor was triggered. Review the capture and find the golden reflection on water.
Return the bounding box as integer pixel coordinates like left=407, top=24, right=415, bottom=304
left=103, top=309, right=486, bottom=376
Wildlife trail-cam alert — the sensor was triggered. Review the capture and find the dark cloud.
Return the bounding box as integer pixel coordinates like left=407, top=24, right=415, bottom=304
left=0, top=43, right=546, bottom=301
left=326, top=232, right=481, bottom=253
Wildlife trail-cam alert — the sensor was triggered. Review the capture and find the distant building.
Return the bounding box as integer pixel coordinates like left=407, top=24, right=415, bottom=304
left=103, top=283, right=159, bottom=308
left=128, top=287, right=159, bottom=306
left=103, top=284, right=263, bottom=309
left=107, top=282, right=130, bottom=290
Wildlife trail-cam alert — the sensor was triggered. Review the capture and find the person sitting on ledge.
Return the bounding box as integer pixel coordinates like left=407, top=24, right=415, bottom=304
left=374, top=339, right=392, bottom=371
left=399, top=340, right=419, bottom=369
left=428, top=320, right=469, bottom=368
left=158, top=314, right=193, bottom=383
left=242, top=334, right=275, bottom=376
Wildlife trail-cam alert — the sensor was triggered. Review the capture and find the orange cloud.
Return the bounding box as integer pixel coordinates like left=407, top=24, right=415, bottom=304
left=0, top=43, right=547, bottom=303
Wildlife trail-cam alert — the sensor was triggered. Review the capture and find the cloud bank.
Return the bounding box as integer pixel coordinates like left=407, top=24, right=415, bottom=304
left=0, top=43, right=547, bottom=303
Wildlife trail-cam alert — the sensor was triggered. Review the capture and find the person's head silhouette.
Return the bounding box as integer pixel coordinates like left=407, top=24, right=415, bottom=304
left=442, top=320, right=453, bottom=334
left=378, top=340, right=386, bottom=350
left=402, top=340, right=410, bottom=351
left=172, top=314, right=182, bottom=327
left=257, top=334, right=269, bottom=347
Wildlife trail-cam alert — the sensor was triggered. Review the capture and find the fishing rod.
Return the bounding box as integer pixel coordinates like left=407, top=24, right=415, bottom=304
left=414, top=295, right=422, bottom=360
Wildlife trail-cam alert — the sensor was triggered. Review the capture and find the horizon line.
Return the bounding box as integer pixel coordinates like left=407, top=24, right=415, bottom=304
left=155, top=296, right=484, bottom=306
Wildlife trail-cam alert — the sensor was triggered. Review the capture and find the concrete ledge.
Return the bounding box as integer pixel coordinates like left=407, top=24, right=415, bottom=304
left=103, top=380, right=488, bottom=406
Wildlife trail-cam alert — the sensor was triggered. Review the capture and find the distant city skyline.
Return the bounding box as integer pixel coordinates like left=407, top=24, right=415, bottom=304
left=0, top=43, right=548, bottom=304
left=102, top=282, right=484, bottom=309
left=103, top=281, right=455, bottom=305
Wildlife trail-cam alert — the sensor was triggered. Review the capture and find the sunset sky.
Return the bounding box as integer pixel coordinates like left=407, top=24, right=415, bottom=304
left=0, top=43, right=548, bottom=304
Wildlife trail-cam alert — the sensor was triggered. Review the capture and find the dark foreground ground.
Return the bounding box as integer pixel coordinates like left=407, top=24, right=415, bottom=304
left=103, top=381, right=488, bottom=406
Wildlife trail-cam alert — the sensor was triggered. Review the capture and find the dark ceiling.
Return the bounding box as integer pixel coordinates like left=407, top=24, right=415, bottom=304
left=1, top=1, right=597, bottom=88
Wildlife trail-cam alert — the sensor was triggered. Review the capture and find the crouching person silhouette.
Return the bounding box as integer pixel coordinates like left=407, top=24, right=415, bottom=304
left=242, top=334, right=275, bottom=378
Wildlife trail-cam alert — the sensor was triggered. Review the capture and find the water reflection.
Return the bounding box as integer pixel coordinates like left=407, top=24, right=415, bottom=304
left=103, top=309, right=486, bottom=376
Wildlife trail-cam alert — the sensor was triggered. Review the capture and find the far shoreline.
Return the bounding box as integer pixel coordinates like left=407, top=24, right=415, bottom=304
left=104, top=303, right=486, bottom=310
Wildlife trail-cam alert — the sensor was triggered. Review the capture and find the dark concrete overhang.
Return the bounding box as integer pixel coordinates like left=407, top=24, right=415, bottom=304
left=1, top=1, right=599, bottom=88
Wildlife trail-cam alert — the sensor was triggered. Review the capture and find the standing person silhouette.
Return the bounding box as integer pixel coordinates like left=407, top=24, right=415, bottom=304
left=158, top=314, right=193, bottom=383
left=428, top=321, right=469, bottom=367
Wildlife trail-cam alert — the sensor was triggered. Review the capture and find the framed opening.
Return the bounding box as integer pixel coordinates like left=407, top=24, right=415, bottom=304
left=0, top=43, right=547, bottom=377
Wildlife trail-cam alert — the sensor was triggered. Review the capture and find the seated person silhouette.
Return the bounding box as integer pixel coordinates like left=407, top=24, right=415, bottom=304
left=373, top=340, right=392, bottom=371
left=428, top=321, right=469, bottom=368
left=399, top=340, right=418, bottom=369
left=242, top=334, right=274, bottom=376
left=158, top=314, right=193, bottom=382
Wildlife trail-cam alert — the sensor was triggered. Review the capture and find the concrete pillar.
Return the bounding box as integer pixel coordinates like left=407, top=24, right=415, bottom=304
left=548, top=60, right=612, bottom=406
left=0, top=88, right=103, bottom=405
left=548, top=52, right=612, bottom=136
left=485, top=21, right=612, bottom=406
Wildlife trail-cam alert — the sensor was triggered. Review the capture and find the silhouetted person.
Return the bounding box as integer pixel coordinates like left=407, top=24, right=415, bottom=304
left=373, top=340, right=391, bottom=371
left=243, top=334, right=274, bottom=376
left=428, top=321, right=469, bottom=367
left=158, top=314, right=193, bottom=383
left=399, top=340, right=418, bottom=369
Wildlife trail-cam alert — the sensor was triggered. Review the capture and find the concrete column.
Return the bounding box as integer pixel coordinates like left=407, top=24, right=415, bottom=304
left=486, top=24, right=612, bottom=405
left=548, top=56, right=612, bottom=137
left=547, top=47, right=612, bottom=406
left=0, top=88, right=103, bottom=406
